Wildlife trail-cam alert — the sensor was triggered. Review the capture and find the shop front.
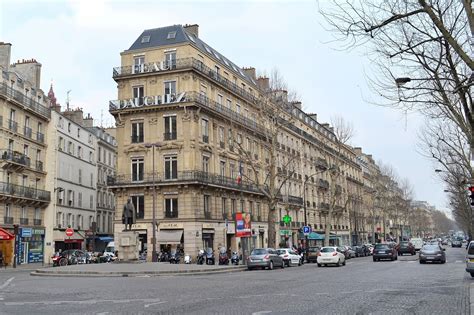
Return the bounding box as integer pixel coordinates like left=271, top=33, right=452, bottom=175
left=158, top=223, right=184, bottom=254
left=53, top=230, right=84, bottom=252
left=0, top=228, right=14, bottom=266
left=23, top=228, right=45, bottom=264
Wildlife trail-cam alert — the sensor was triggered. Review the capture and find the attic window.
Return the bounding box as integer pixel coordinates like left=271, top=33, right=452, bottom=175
left=167, top=31, right=176, bottom=39
left=141, top=35, right=150, bottom=43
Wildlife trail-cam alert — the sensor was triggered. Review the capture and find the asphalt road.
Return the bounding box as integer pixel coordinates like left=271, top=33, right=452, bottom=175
left=0, top=247, right=470, bottom=314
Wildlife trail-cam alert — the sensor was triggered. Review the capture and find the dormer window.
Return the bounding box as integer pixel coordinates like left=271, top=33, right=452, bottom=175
left=141, top=35, right=150, bottom=43
left=167, top=31, right=176, bottom=39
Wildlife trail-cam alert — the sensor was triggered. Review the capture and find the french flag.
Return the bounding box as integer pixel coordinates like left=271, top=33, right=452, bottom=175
left=237, top=161, right=242, bottom=184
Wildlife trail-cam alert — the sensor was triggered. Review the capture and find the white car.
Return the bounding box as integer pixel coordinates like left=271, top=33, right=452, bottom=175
left=277, top=248, right=302, bottom=266
left=317, top=246, right=346, bottom=267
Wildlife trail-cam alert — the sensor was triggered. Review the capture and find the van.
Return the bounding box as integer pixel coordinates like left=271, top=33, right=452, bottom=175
left=104, top=241, right=115, bottom=255
left=410, top=238, right=423, bottom=251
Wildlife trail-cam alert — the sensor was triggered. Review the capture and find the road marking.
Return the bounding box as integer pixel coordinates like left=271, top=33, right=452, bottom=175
left=252, top=311, right=272, bottom=315
left=0, top=277, right=14, bottom=291
left=144, top=301, right=167, bottom=308
left=455, top=260, right=462, bottom=263
left=3, top=298, right=164, bottom=306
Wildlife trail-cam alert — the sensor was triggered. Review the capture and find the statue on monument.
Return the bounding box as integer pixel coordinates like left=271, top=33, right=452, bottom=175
left=122, top=198, right=136, bottom=231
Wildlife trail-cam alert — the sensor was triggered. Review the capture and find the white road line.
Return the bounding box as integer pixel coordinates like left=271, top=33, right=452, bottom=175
left=144, top=301, right=167, bottom=308
left=4, top=298, right=164, bottom=306
left=0, top=277, right=14, bottom=291
left=252, top=311, right=272, bottom=315
left=455, top=260, right=462, bottom=263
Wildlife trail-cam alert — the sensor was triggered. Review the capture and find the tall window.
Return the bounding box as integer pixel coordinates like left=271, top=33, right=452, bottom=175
left=230, top=162, right=235, bottom=179
left=164, top=155, right=178, bottom=180
left=131, top=195, right=145, bottom=219
left=221, top=197, right=227, bottom=219
left=218, top=127, right=225, bottom=148
left=165, top=198, right=178, bottom=218
left=236, top=103, right=241, bottom=114
left=220, top=161, right=226, bottom=177
left=165, top=51, right=176, bottom=69
left=133, top=86, right=144, bottom=106
left=201, top=119, right=209, bottom=143
left=24, top=116, right=31, bottom=138
left=133, top=55, right=145, bottom=73
left=231, top=199, right=236, bottom=215
left=226, top=98, right=231, bottom=109
left=131, top=158, right=144, bottom=182
left=131, top=121, right=144, bottom=143
left=217, top=94, right=223, bottom=105
left=204, top=195, right=210, bottom=217
left=78, top=169, right=82, bottom=184
left=78, top=192, right=82, bottom=208
left=202, top=156, right=210, bottom=173
left=164, top=116, right=177, bottom=140
left=164, top=81, right=176, bottom=103
left=21, top=206, right=27, bottom=219
left=257, top=203, right=261, bottom=221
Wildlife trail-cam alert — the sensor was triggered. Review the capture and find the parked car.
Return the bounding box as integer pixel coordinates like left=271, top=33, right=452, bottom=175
left=373, top=243, right=397, bottom=261
left=364, top=244, right=374, bottom=255
left=345, top=246, right=356, bottom=258
left=452, top=239, right=463, bottom=248
left=337, top=246, right=351, bottom=259
left=306, top=246, right=320, bottom=263
left=353, top=246, right=367, bottom=257
left=317, top=246, right=346, bottom=267
left=398, top=242, right=416, bottom=256
left=419, top=244, right=446, bottom=264
left=247, top=248, right=284, bottom=270
left=465, top=241, right=474, bottom=277
left=410, top=238, right=424, bottom=251
left=277, top=248, right=302, bottom=266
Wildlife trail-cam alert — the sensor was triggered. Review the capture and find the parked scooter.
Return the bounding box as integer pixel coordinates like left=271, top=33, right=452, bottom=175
left=218, top=247, right=229, bottom=265
left=184, top=253, right=192, bottom=264
left=231, top=251, right=239, bottom=265
left=158, top=251, right=169, bottom=262
left=169, top=250, right=181, bottom=264
left=205, top=248, right=215, bottom=265
left=197, top=249, right=205, bottom=265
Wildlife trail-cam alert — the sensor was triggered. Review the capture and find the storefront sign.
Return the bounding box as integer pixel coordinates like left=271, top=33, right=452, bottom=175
left=117, top=223, right=148, bottom=230
left=21, top=228, right=32, bottom=238
left=227, top=225, right=235, bottom=234
left=28, top=252, right=43, bottom=263
left=160, top=223, right=184, bottom=229
left=32, top=229, right=45, bottom=235
left=279, top=229, right=291, bottom=236
left=110, top=92, right=186, bottom=109
left=235, top=212, right=251, bottom=238
left=202, top=223, right=215, bottom=229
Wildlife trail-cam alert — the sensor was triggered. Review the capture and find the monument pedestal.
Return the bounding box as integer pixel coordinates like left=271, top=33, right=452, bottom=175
left=117, top=230, right=139, bottom=261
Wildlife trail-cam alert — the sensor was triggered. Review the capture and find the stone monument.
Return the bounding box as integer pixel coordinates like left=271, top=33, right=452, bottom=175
left=117, top=198, right=139, bottom=261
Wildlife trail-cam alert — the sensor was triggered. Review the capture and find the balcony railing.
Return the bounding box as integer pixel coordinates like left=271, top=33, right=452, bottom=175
left=164, top=132, right=177, bottom=140
left=4, top=216, right=13, bottom=224
left=8, top=119, right=17, bottom=132
left=24, top=126, right=32, bottom=138
left=20, top=218, right=28, bottom=225
left=0, top=181, right=51, bottom=202
left=277, top=194, right=304, bottom=206
left=202, top=135, right=209, bottom=143
left=112, top=57, right=257, bottom=104
left=316, top=157, right=328, bottom=170
left=0, top=149, right=31, bottom=167
left=36, top=160, right=43, bottom=172
left=0, top=82, right=51, bottom=119
left=320, top=202, right=330, bottom=210
left=318, top=179, right=329, bottom=190
left=36, top=132, right=44, bottom=143
left=108, top=170, right=263, bottom=194
left=165, top=211, right=178, bottom=218
left=131, top=135, right=144, bottom=143
left=34, top=219, right=42, bottom=226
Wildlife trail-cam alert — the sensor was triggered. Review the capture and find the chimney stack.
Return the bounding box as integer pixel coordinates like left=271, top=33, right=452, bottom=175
left=257, top=76, right=270, bottom=91
left=0, top=42, right=11, bottom=72
left=11, top=58, right=42, bottom=89
left=183, top=24, right=199, bottom=38
left=242, top=67, right=256, bottom=80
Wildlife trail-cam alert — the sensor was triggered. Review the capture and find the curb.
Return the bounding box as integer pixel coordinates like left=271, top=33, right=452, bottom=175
left=471, top=283, right=474, bottom=315
left=30, top=266, right=246, bottom=278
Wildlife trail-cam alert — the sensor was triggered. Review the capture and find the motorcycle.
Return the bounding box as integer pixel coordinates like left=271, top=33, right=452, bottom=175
left=169, top=250, right=181, bottom=264
left=231, top=251, right=239, bottom=265
left=197, top=249, right=205, bottom=265
left=205, top=248, right=215, bottom=265
left=218, top=248, right=229, bottom=265
left=51, top=252, right=68, bottom=267
left=184, top=254, right=192, bottom=264
left=158, top=251, right=169, bottom=262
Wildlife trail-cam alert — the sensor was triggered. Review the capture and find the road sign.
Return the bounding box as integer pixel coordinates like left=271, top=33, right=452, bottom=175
left=283, top=215, right=292, bottom=224
left=65, top=228, right=74, bottom=237
left=303, top=226, right=311, bottom=235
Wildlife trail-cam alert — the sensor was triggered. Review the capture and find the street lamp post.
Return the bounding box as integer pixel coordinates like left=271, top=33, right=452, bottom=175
left=303, top=167, right=328, bottom=260
left=145, top=142, right=161, bottom=262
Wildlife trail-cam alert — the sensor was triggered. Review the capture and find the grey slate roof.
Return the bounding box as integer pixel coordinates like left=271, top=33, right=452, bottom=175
left=126, top=25, right=257, bottom=86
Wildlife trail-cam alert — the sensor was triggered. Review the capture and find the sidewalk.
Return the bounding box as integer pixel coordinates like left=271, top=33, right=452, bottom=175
left=31, top=262, right=246, bottom=277
left=0, top=262, right=51, bottom=273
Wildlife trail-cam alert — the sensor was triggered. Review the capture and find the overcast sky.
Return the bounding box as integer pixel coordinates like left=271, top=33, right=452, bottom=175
left=0, top=0, right=450, bottom=216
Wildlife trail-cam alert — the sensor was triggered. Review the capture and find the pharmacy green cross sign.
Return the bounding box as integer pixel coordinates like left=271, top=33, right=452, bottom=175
left=283, top=215, right=292, bottom=224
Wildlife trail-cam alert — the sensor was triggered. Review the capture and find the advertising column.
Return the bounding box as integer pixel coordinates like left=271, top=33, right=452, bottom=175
left=235, top=212, right=251, bottom=264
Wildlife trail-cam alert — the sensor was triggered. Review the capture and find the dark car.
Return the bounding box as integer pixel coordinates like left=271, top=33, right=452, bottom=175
left=452, top=239, right=463, bottom=248
left=247, top=248, right=284, bottom=270
left=306, top=246, right=321, bottom=263
left=361, top=244, right=372, bottom=256
left=419, top=244, right=446, bottom=264
left=398, top=242, right=416, bottom=256
left=337, top=246, right=351, bottom=259
left=353, top=246, right=367, bottom=257
left=373, top=243, right=397, bottom=261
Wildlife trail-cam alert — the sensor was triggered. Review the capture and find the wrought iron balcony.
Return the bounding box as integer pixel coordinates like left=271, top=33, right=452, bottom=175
left=164, top=132, right=177, bottom=141
left=36, top=132, right=44, bottom=143
left=316, top=157, right=328, bottom=170
left=0, top=181, right=51, bottom=202
left=20, top=218, right=28, bottom=225
left=0, top=82, right=51, bottom=119
left=36, top=160, right=43, bottom=172
left=318, top=179, right=329, bottom=190
left=165, top=211, right=178, bottom=218
left=320, top=202, right=330, bottom=210
left=202, top=135, right=209, bottom=143
left=204, top=212, right=212, bottom=219
left=112, top=57, right=257, bottom=104
left=8, top=119, right=17, bottom=132
left=4, top=216, right=13, bottom=224
left=131, top=135, right=144, bottom=143
left=34, top=219, right=42, bottom=226
left=24, top=126, right=32, bottom=138
left=0, top=149, right=31, bottom=168
left=107, top=170, right=263, bottom=194
left=277, top=194, right=304, bottom=206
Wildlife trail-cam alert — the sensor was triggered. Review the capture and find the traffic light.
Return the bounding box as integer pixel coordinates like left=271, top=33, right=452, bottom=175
left=469, top=187, right=474, bottom=206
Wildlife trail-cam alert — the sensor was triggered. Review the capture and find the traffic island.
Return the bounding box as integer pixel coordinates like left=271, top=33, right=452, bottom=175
left=30, top=262, right=246, bottom=277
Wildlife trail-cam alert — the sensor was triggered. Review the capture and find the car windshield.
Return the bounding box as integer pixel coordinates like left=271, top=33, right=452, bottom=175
left=251, top=249, right=267, bottom=255
left=422, top=245, right=439, bottom=251
left=276, top=249, right=286, bottom=255
left=321, top=247, right=335, bottom=253
left=400, top=242, right=409, bottom=246
left=375, top=244, right=389, bottom=249
left=308, top=247, right=319, bottom=252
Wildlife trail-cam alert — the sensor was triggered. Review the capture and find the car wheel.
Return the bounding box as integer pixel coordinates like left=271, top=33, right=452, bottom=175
left=373, top=257, right=376, bottom=262
left=317, top=263, right=322, bottom=267
left=298, top=259, right=301, bottom=266
left=470, top=272, right=474, bottom=277
left=268, top=261, right=274, bottom=270
left=281, top=261, right=285, bottom=269
left=337, top=259, right=341, bottom=267
left=391, top=257, right=394, bottom=261
left=395, top=255, right=398, bottom=261
left=420, top=260, right=424, bottom=264
left=247, top=267, right=253, bottom=271
left=342, top=260, right=346, bottom=266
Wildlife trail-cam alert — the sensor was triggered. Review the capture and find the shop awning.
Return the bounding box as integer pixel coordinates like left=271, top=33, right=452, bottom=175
left=0, top=228, right=14, bottom=240
left=54, top=230, right=84, bottom=242
left=307, top=232, right=325, bottom=240
left=97, top=236, right=114, bottom=242
left=157, top=230, right=183, bottom=244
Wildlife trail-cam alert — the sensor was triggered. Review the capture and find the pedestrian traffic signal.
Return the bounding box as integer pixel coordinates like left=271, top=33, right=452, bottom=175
left=469, top=187, right=474, bottom=206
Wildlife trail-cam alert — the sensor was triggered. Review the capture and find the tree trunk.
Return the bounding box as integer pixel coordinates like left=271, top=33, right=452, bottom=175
left=267, top=200, right=277, bottom=248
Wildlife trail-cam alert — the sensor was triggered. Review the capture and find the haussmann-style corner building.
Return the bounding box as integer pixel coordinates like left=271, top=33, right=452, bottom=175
left=108, top=24, right=370, bottom=261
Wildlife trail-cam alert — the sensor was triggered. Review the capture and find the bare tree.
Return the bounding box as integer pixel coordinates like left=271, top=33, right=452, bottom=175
left=319, top=1, right=473, bottom=151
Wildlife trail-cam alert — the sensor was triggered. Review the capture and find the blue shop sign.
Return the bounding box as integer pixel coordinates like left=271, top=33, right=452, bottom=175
left=28, top=252, right=43, bottom=263
left=21, top=228, right=33, bottom=238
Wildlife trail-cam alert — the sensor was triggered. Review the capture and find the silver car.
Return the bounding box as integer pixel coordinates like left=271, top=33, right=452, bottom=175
left=466, top=241, right=474, bottom=277
left=247, top=248, right=284, bottom=270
